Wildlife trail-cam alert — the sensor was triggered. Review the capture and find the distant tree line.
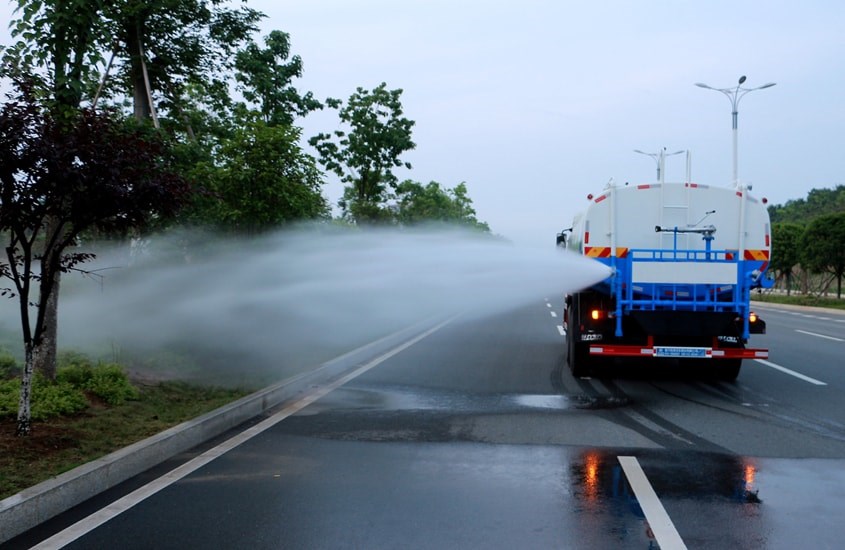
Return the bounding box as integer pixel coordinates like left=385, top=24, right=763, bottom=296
left=768, top=185, right=845, bottom=224
left=0, top=0, right=490, bottom=436
left=768, top=185, right=845, bottom=299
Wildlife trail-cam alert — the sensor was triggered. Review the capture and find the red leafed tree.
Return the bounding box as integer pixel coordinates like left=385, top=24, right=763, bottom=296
left=0, top=76, right=190, bottom=436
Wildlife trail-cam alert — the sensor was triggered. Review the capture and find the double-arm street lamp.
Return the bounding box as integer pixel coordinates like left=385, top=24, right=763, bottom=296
left=634, top=147, right=684, bottom=183
left=695, top=76, right=776, bottom=186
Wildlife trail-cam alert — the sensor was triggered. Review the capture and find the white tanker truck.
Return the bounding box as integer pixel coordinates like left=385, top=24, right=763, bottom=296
left=558, top=180, right=772, bottom=380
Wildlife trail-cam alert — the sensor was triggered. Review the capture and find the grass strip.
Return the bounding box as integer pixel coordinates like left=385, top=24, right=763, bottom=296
left=0, top=381, right=250, bottom=500
left=753, top=293, right=845, bottom=310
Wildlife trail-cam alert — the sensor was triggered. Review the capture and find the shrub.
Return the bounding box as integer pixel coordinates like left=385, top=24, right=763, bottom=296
left=0, top=378, right=19, bottom=417
left=57, top=350, right=95, bottom=371
left=0, top=352, right=139, bottom=418
left=57, top=355, right=139, bottom=405
left=85, top=363, right=139, bottom=405
left=0, top=351, right=19, bottom=379
left=31, top=377, right=88, bottom=420
left=0, top=376, right=88, bottom=420
left=56, top=363, right=94, bottom=387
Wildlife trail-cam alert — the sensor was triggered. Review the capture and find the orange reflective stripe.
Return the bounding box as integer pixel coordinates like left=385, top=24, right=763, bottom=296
left=743, top=250, right=770, bottom=261
left=585, top=247, right=626, bottom=258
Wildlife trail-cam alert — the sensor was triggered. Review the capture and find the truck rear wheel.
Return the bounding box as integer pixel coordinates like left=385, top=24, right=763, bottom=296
left=567, top=298, right=592, bottom=377
left=717, top=359, right=742, bottom=381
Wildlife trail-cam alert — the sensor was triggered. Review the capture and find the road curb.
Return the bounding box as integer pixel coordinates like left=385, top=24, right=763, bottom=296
left=0, top=362, right=338, bottom=544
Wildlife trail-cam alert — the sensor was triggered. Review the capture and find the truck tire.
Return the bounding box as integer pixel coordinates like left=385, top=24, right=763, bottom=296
left=567, top=297, right=592, bottom=377
left=717, top=359, right=742, bottom=381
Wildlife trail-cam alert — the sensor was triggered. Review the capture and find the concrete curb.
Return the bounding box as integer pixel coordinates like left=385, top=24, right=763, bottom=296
left=0, top=361, right=341, bottom=544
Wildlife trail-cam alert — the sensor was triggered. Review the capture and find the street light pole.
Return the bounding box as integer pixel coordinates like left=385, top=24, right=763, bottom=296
left=695, top=76, right=776, bottom=186
left=634, top=147, right=684, bottom=183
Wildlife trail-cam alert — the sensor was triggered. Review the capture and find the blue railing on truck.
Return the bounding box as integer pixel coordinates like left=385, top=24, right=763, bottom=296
left=594, top=247, right=765, bottom=340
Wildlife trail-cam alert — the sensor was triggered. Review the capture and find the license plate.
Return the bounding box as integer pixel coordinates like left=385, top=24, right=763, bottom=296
left=653, top=346, right=711, bottom=358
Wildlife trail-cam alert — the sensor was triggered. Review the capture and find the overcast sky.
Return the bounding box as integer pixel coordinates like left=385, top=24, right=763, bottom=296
left=3, top=1, right=844, bottom=244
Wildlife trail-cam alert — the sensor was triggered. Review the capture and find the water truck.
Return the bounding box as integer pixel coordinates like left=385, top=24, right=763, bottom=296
left=557, top=181, right=772, bottom=380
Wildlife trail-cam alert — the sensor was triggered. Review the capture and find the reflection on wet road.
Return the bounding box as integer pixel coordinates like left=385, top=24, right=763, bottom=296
left=10, top=302, right=845, bottom=549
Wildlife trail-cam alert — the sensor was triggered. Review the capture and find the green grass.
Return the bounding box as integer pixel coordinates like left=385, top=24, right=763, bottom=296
left=0, top=381, right=250, bottom=500
left=752, top=292, right=845, bottom=310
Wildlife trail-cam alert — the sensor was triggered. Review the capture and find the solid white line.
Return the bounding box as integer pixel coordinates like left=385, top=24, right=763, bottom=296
left=617, top=456, right=687, bottom=550
left=796, top=329, right=844, bottom=342
left=754, top=359, right=827, bottom=386
left=32, top=319, right=454, bottom=550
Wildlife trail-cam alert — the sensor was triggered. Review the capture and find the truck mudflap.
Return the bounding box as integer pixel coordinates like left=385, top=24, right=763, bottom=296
left=588, top=344, right=768, bottom=360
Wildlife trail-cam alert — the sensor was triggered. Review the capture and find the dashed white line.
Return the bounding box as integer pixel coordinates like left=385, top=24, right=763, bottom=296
left=550, top=311, right=558, bottom=318
left=796, top=329, right=844, bottom=342
left=618, top=456, right=687, bottom=550
left=754, top=359, right=827, bottom=386
left=557, top=325, right=565, bottom=336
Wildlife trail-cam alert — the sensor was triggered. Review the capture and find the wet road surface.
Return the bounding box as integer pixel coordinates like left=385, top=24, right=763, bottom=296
left=7, top=301, right=845, bottom=549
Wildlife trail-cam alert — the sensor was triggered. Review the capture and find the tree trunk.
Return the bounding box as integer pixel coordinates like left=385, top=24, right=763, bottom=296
left=127, top=18, right=151, bottom=122
left=33, top=216, right=62, bottom=381
left=33, top=273, right=60, bottom=380
left=16, top=344, right=35, bottom=436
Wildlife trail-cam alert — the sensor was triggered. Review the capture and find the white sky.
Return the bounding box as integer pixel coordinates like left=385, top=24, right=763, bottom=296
left=3, top=0, right=844, bottom=244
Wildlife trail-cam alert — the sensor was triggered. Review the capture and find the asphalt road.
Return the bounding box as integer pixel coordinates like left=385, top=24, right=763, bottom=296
left=7, top=301, right=845, bottom=549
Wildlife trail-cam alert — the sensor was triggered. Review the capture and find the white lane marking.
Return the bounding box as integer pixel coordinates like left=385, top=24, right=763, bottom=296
left=550, top=311, right=558, bottom=318
left=546, top=302, right=552, bottom=308
left=754, top=359, right=827, bottom=386
left=617, top=456, right=687, bottom=550
left=32, top=319, right=454, bottom=550
left=557, top=325, right=565, bottom=336
left=796, top=329, right=844, bottom=342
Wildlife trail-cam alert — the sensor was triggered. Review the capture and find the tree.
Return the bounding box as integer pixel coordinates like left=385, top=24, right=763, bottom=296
left=3, top=0, right=116, bottom=381
left=0, top=78, right=189, bottom=435
left=770, top=222, right=804, bottom=295
left=4, top=1, right=311, bottom=377
left=309, top=83, right=415, bottom=223
left=234, top=30, right=323, bottom=127
left=188, top=120, right=328, bottom=232
left=800, top=213, right=845, bottom=298
left=6, top=0, right=264, bottom=122
left=395, top=180, right=490, bottom=231
left=2, top=0, right=109, bottom=114
left=768, top=185, right=845, bottom=225
left=101, top=0, right=263, bottom=124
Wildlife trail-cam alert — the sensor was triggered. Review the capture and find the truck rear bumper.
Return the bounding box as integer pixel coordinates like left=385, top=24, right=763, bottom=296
left=589, top=344, right=768, bottom=360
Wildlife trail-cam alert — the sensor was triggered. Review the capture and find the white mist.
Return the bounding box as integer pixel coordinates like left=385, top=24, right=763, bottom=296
left=2, top=225, right=610, bottom=384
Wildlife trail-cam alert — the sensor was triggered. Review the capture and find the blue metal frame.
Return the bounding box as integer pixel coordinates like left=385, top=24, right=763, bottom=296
left=593, top=247, right=769, bottom=341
